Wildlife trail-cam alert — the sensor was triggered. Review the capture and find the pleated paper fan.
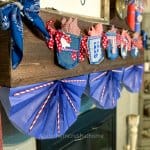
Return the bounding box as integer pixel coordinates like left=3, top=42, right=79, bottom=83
left=89, top=69, right=123, bottom=109
left=1, top=75, right=88, bottom=139
left=122, top=64, right=144, bottom=92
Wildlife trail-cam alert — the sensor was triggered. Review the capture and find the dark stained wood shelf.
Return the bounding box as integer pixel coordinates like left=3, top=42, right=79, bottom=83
left=0, top=104, right=3, bottom=150
left=0, top=10, right=144, bottom=87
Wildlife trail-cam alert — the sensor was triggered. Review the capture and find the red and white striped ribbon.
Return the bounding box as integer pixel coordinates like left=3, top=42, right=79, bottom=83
left=29, top=90, right=53, bottom=131
left=124, top=65, right=134, bottom=71
left=112, top=69, right=123, bottom=73
left=63, top=89, right=78, bottom=113
left=100, top=86, right=106, bottom=103
left=91, top=72, right=107, bottom=82
left=57, top=103, right=61, bottom=135
left=61, top=79, right=87, bottom=83
left=14, top=82, right=54, bottom=96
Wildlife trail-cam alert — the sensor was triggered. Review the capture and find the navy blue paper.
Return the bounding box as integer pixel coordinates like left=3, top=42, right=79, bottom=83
left=0, top=0, right=50, bottom=69
left=89, top=69, right=123, bottom=109
left=1, top=75, right=88, bottom=139
left=122, top=65, right=144, bottom=92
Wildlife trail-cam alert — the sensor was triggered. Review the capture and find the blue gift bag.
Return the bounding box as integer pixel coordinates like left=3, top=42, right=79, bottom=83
left=87, top=36, right=104, bottom=64
left=57, top=34, right=81, bottom=69
left=106, top=32, right=119, bottom=60
left=130, top=47, right=139, bottom=58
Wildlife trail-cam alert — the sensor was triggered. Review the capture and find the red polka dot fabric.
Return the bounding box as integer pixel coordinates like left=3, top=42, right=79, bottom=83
left=102, top=33, right=108, bottom=49
left=79, top=36, right=88, bottom=62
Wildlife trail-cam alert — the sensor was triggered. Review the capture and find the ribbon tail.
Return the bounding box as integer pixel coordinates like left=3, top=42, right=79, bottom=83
left=10, top=7, right=23, bottom=69
left=24, top=12, right=50, bottom=40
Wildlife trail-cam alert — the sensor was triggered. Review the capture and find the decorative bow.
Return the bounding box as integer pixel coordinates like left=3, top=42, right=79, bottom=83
left=0, top=0, right=50, bottom=69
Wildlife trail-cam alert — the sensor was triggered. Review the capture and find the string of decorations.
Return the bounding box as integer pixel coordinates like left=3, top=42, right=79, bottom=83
left=0, top=0, right=147, bottom=70
left=46, top=17, right=144, bottom=69
left=0, top=64, right=144, bottom=139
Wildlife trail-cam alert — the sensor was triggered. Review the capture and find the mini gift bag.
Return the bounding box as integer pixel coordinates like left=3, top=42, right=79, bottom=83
left=55, top=18, right=81, bottom=69
left=120, top=30, right=131, bottom=59
left=131, top=39, right=139, bottom=58
left=87, top=36, right=104, bottom=64
left=130, top=32, right=143, bottom=58
left=56, top=32, right=81, bottom=69
left=87, top=23, right=104, bottom=64
left=103, top=28, right=119, bottom=60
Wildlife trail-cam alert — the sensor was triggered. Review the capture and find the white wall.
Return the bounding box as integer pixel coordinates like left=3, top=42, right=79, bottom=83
left=117, top=88, right=139, bottom=150
left=144, top=1, right=150, bottom=13
left=40, top=0, right=101, bottom=18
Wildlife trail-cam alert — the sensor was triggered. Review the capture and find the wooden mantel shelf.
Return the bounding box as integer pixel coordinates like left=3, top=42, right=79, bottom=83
left=0, top=10, right=144, bottom=87
left=0, top=104, right=3, bottom=150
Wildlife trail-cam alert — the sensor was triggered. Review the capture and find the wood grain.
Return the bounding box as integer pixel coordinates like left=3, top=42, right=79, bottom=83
left=0, top=30, right=11, bottom=87
left=0, top=10, right=144, bottom=87
left=0, top=105, right=3, bottom=150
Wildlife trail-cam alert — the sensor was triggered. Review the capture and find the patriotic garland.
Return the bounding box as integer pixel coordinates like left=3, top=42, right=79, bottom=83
left=46, top=18, right=144, bottom=69
left=0, top=64, right=144, bottom=139
left=0, top=2, right=144, bottom=70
